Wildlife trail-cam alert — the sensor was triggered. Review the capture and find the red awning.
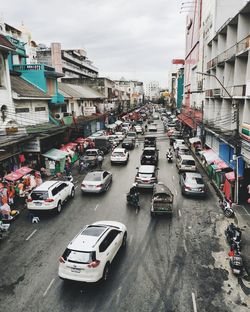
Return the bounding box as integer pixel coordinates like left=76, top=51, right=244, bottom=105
left=178, top=113, right=196, bottom=129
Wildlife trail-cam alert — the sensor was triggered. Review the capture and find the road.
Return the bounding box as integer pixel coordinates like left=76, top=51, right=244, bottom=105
left=0, top=119, right=248, bottom=312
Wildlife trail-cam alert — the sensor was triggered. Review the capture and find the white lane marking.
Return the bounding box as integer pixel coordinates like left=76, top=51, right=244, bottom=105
left=178, top=209, right=182, bottom=217
left=175, top=189, right=178, bottom=195
left=115, top=286, right=122, bottom=305
left=129, top=235, right=133, bottom=245
left=75, top=185, right=78, bottom=190
left=240, top=205, right=250, bottom=215
left=172, top=176, right=175, bottom=180
left=192, top=292, right=198, bottom=312
left=183, top=239, right=187, bottom=253
left=43, top=278, right=55, bottom=297
left=25, top=230, right=37, bottom=241
left=94, top=204, right=99, bottom=211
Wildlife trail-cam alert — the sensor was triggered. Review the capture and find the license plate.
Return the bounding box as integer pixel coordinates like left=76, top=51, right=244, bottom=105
left=233, top=269, right=240, bottom=274
left=71, top=268, right=81, bottom=273
left=35, top=202, right=42, bottom=206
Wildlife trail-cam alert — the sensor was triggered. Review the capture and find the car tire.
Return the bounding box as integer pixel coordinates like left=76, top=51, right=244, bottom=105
left=70, top=188, right=75, bottom=198
left=151, top=211, right=155, bottom=217
left=57, top=201, right=62, bottom=214
left=122, top=232, right=127, bottom=248
left=102, top=263, right=110, bottom=281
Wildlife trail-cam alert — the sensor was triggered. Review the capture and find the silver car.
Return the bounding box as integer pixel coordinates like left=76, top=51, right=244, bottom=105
left=81, top=170, right=112, bottom=193
left=179, top=172, right=206, bottom=197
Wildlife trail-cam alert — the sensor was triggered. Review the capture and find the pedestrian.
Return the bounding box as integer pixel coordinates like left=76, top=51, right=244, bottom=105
left=97, top=154, right=104, bottom=169
left=145, top=124, right=148, bottom=132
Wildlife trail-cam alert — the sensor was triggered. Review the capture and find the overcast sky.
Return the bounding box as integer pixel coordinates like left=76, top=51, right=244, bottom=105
left=1, top=0, right=186, bottom=88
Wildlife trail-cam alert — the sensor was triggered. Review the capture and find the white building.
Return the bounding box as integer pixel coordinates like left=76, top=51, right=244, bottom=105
left=145, top=81, right=160, bottom=101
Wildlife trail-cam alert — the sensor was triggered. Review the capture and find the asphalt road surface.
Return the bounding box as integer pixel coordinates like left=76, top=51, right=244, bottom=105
left=0, top=120, right=247, bottom=312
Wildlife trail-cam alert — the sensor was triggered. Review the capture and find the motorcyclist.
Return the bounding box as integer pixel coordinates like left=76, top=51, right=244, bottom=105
left=130, top=183, right=139, bottom=197
left=97, top=153, right=104, bottom=169
left=166, top=148, right=173, bottom=158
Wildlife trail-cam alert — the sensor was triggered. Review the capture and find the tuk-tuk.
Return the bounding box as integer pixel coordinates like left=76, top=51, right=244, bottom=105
left=151, top=182, right=173, bottom=216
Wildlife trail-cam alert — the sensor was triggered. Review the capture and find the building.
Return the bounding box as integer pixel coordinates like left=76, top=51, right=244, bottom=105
left=145, top=81, right=160, bottom=102
left=36, top=43, right=99, bottom=79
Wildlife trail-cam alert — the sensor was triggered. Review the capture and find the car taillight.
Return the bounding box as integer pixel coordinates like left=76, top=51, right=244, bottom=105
left=185, top=186, right=192, bottom=190
left=27, top=198, right=33, bottom=202
left=81, top=184, right=86, bottom=187
left=88, top=260, right=100, bottom=268
left=59, top=256, right=65, bottom=263
left=96, top=184, right=103, bottom=188
left=45, top=198, right=54, bottom=202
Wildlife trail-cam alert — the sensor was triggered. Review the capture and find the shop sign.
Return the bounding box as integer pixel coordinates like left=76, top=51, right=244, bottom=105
left=84, top=107, right=96, bottom=116
left=23, top=138, right=41, bottom=152
left=6, top=127, right=18, bottom=135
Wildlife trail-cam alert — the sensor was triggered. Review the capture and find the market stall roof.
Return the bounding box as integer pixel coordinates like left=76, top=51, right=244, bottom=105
left=60, top=143, right=77, bottom=151
left=15, top=166, right=33, bottom=175
left=189, top=137, right=201, bottom=144
left=42, top=148, right=68, bottom=161
left=4, top=171, right=23, bottom=182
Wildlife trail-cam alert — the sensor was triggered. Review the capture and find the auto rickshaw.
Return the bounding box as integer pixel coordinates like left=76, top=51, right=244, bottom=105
left=151, top=182, right=173, bottom=217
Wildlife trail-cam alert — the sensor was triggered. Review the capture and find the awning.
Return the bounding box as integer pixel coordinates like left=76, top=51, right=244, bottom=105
left=4, top=172, right=23, bottom=182
left=15, top=166, right=33, bottom=175
left=201, top=149, right=219, bottom=164
left=225, top=171, right=243, bottom=182
left=42, top=148, right=68, bottom=161
left=178, top=113, right=196, bottom=129
left=115, top=120, right=123, bottom=126
left=189, top=137, right=201, bottom=144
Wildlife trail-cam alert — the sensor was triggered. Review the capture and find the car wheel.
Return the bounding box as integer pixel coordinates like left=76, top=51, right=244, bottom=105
left=70, top=188, right=75, bottom=198
left=102, top=263, right=110, bottom=281
left=151, top=211, right=155, bottom=217
left=111, top=161, right=114, bottom=165
left=122, top=232, right=127, bottom=248
left=57, top=201, right=62, bottom=214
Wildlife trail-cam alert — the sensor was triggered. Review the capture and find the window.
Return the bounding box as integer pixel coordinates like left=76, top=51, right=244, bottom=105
left=35, top=107, right=46, bottom=112
left=0, top=55, right=5, bottom=87
left=99, top=230, right=119, bottom=252
left=52, top=187, right=59, bottom=196
left=15, top=108, right=29, bottom=113
left=31, top=191, right=48, bottom=200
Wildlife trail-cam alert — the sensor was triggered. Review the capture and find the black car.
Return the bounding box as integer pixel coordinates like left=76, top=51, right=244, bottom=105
left=144, top=135, right=156, bottom=148
left=122, top=138, right=135, bottom=150
left=140, top=147, right=159, bottom=165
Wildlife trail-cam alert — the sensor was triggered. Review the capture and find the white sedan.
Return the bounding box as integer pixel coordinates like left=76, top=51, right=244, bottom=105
left=134, top=125, right=143, bottom=134
left=111, top=148, right=129, bottom=165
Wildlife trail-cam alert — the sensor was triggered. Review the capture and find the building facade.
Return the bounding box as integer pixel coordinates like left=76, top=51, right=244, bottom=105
left=145, top=81, right=160, bottom=102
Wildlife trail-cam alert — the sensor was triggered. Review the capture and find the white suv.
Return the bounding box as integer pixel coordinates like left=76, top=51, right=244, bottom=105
left=58, top=221, right=127, bottom=283
left=111, top=148, right=129, bottom=165
left=27, top=180, right=75, bottom=213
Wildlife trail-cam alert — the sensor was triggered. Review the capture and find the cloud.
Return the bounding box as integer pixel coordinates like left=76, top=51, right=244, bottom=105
left=1, top=0, right=186, bottom=87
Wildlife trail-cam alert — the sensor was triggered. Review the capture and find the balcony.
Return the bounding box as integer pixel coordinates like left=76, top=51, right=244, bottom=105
left=62, top=61, right=98, bottom=78
left=222, top=85, right=246, bottom=97
left=62, top=51, right=98, bottom=72
left=236, top=35, right=250, bottom=56
left=5, top=35, right=27, bottom=57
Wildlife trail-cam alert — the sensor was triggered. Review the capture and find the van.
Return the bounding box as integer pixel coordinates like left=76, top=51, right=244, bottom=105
left=176, top=155, right=196, bottom=173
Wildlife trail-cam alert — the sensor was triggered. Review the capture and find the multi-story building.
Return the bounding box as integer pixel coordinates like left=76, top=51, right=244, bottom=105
left=36, top=43, right=99, bottom=79
left=145, top=81, right=160, bottom=102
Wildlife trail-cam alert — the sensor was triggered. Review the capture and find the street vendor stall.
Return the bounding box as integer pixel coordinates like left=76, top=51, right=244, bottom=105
left=42, top=148, right=68, bottom=175
left=60, top=143, right=78, bottom=164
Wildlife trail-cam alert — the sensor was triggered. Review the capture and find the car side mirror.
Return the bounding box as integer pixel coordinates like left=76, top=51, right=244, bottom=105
left=136, top=167, right=139, bottom=169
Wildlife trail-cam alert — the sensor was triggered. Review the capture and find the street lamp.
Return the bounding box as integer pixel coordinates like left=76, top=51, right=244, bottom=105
left=196, top=71, right=240, bottom=204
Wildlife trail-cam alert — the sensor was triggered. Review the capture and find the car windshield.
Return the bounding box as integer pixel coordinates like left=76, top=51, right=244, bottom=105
left=85, top=150, right=97, bottom=156
left=63, top=249, right=92, bottom=264
left=143, top=150, right=155, bottom=156
left=113, top=152, right=125, bottom=157
left=127, top=133, right=136, bottom=137
left=138, top=172, right=153, bottom=178
left=85, top=172, right=102, bottom=181
left=190, top=177, right=203, bottom=185
left=182, top=160, right=195, bottom=166
left=31, top=191, right=48, bottom=200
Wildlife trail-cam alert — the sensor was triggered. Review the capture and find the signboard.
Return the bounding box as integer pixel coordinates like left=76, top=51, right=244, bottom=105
left=23, top=138, right=41, bottom=152
left=172, top=59, right=184, bottom=65
left=84, top=107, right=96, bottom=116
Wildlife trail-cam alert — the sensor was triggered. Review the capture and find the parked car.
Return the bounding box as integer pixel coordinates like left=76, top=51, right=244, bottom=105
left=83, top=149, right=103, bottom=167
left=58, top=221, right=127, bottom=283
left=176, top=145, right=191, bottom=158
left=140, top=147, right=159, bottom=165
left=122, top=138, right=135, bottom=150
left=148, top=123, right=157, bottom=132
left=111, top=148, right=129, bottom=165
left=81, top=170, right=112, bottom=193
left=173, top=139, right=185, bottom=151
left=151, top=182, right=173, bottom=216
left=115, top=132, right=125, bottom=142
left=176, top=155, right=196, bottom=172
left=135, top=165, right=158, bottom=188
left=179, top=172, right=206, bottom=197
left=134, top=125, right=143, bottom=134
left=27, top=180, right=75, bottom=213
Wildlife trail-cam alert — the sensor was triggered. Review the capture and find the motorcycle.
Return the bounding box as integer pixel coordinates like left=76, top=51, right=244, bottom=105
left=166, top=152, right=173, bottom=163
left=0, top=221, right=10, bottom=239
left=127, top=193, right=140, bottom=211
left=219, top=198, right=234, bottom=217
left=225, top=224, right=242, bottom=252
left=229, top=252, right=243, bottom=276
left=1, top=210, right=20, bottom=223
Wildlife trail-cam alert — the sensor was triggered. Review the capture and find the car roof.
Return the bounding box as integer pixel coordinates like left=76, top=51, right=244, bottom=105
left=139, top=165, right=155, bottom=173
left=184, top=172, right=202, bottom=178
left=113, top=148, right=126, bottom=152
left=32, top=180, right=59, bottom=191
left=144, top=147, right=156, bottom=150
left=180, top=155, right=195, bottom=160
left=86, top=148, right=99, bottom=152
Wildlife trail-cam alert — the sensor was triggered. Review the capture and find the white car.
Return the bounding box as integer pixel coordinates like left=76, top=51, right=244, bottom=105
left=114, top=132, right=125, bottom=142
left=173, top=139, right=185, bottom=150
left=27, top=180, right=75, bottom=213
left=58, top=221, right=127, bottom=283
left=111, top=148, right=129, bottom=165
left=148, top=123, right=157, bottom=132
left=134, top=125, right=143, bottom=134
